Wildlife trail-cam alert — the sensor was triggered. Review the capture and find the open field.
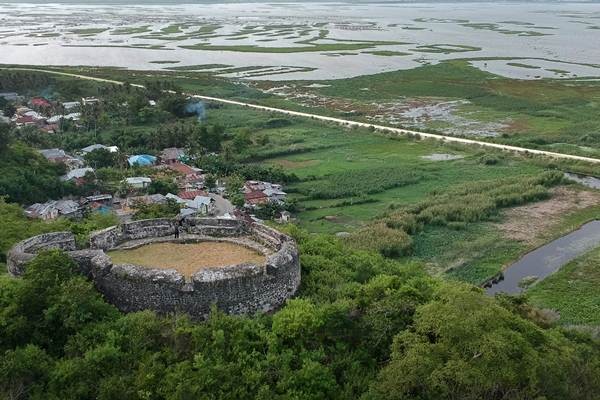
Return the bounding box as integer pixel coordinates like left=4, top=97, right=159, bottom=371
left=107, top=241, right=265, bottom=277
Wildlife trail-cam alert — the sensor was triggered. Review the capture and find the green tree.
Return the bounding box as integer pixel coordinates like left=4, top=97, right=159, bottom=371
left=84, top=148, right=117, bottom=169
left=0, top=122, right=12, bottom=153
left=158, top=93, right=187, bottom=118
left=133, top=198, right=181, bottom=220
left=232, top=129, right=252, bottom=153
left=225, top=174, right=245, bottom=207
left=365, top=284, right=600, bottom=400
left=0, top=344, right=51, bottom=400
left=204, top=174, right=217, bottom=192
left=148, top=179, right=178, bottom=195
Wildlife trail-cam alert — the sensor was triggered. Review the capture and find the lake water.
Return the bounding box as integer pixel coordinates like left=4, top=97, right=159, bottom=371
left=1, top=2, right=600, bottom=80
left=486, top=220, right=600, bottom=295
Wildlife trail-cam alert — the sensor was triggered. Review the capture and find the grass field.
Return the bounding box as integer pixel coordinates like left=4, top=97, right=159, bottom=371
left=528, top=246, right=600, bottom=326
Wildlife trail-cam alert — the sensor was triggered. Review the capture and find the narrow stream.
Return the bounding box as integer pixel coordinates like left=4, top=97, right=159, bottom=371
left=486, top=220, right=600, bottom=295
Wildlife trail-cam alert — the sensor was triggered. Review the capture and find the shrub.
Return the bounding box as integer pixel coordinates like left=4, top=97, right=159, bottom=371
left=348, top=223, right=413, bottom=257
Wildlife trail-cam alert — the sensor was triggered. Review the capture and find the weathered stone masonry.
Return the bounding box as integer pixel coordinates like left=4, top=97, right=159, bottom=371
left=7, top=218, right=301, bottom=319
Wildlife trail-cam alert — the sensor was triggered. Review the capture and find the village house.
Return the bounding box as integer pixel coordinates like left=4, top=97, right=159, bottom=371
left=40, top=123, right=59, bottom=133
left=126, top=194, right=167, bottom=208
left=160, top=147, right=186, bottom=164
left=13, top=115, right=38, bottom=127
left=0, top=92, right=19, bottom=101
left=29, top=97, right=52, bottom=111
left=128, top=154, right=157, bottom=167
left=81, top=97, right=100, bottom=106
left=167, top=192, right=215, bottom=217
left=62, top=167, right=95, bottom=186
left=244, top=190, right=269, bottom=208
left=15, top=106, right=32, bottom=116
left=243, top=180, right=287, bottom=206
left=165, top=162, right=205, bottom=191
left=61, top=101, right=80, bottom=111
left=124, top=176, right=152, bottom=189
left=39, top=148, right=84, bottom=170
left=85, top=193, right=113, bottom=204
left=25, top=199, right=82, bottom=220
left=13, top=109, right=46, bottom=127
left=81, top=143, right=119, bottom=154
left=83, top=194, right=114, bottom=214
left=46, top=112, right=81, bottom=125
left=176, top=189, right=209, bottom=200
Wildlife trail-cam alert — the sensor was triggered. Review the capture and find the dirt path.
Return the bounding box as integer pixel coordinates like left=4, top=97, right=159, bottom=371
left=3, top=66, right=600, bottom=164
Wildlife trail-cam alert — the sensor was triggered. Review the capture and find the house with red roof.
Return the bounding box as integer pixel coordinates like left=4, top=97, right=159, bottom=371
left=166, top=162, right=205, bottom=190
left=29, top=97, right=52, bottom=110
left=177, top=190, right=209, bottom=200
left=244, top=190, right=269, bottom=207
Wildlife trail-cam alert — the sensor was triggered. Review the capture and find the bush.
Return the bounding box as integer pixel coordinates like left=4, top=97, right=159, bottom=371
left=348, top=223, right=413, bottom=257
left=298, top=167, right=422, bottom=200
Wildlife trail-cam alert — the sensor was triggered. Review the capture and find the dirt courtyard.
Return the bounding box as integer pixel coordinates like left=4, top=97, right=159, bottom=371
left=108, top=241, right=265, bottom=277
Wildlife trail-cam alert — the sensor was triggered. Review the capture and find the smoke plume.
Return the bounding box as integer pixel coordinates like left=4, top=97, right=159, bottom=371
left=185, top=100, right=205, bottom=122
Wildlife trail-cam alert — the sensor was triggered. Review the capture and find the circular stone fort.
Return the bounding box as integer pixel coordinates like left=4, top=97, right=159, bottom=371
left=7, top=218, right=300, bottom=319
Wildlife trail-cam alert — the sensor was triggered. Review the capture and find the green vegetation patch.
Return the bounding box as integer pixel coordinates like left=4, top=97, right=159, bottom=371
left=149, top=60, right=180, bottom=64
left=363, top=50, right=411, bottom=56
left=111, top=26, right=151, bottom=35
left=412, top=44, right=482, bottom=54
left=165, top=64, right=233, bottom=71
left=296, top=166, right=422, bottom=199
left=528, top=246, right=600, bottom=326
left=68, top=28, right=109, bottom=35
left=507, top=62, right=542, bottom=69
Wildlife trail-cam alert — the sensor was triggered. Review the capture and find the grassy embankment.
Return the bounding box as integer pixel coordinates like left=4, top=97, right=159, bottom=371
left=528, top=246, right=600, bottom=326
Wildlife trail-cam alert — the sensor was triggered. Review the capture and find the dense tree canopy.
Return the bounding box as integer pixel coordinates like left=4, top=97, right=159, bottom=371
left=0, top=142, right=72, bottom=204
left=1, top=228, right=598, bottom=400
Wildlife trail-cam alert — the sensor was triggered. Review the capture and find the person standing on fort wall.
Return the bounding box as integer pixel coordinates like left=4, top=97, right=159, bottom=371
left=174, top=219, right=181, bottom=239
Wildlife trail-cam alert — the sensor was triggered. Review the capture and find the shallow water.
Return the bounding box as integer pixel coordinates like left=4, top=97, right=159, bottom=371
left=1, top=2, right=600, bottom=80
left=486, top=220, right=600, bottom=295
left=564, top=172, right=600, bottom=189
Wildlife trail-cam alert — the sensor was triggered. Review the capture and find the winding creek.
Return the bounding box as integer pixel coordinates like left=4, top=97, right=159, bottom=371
left=486, top=220, right=600, bottom=295
left=487, top=173, right=600, bottom=295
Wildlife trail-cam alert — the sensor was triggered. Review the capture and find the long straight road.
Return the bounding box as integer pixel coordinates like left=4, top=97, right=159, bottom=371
left=4, top=66, right=600, bottom=164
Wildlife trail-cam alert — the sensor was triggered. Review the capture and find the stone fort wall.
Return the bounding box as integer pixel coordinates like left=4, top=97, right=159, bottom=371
left=7, top=218, right=300, bottom=319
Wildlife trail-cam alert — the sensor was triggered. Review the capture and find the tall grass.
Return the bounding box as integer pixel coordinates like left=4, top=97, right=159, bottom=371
left=297, top=167, right=422, bottom=200
left=347, top=171, right=563, bottom=256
